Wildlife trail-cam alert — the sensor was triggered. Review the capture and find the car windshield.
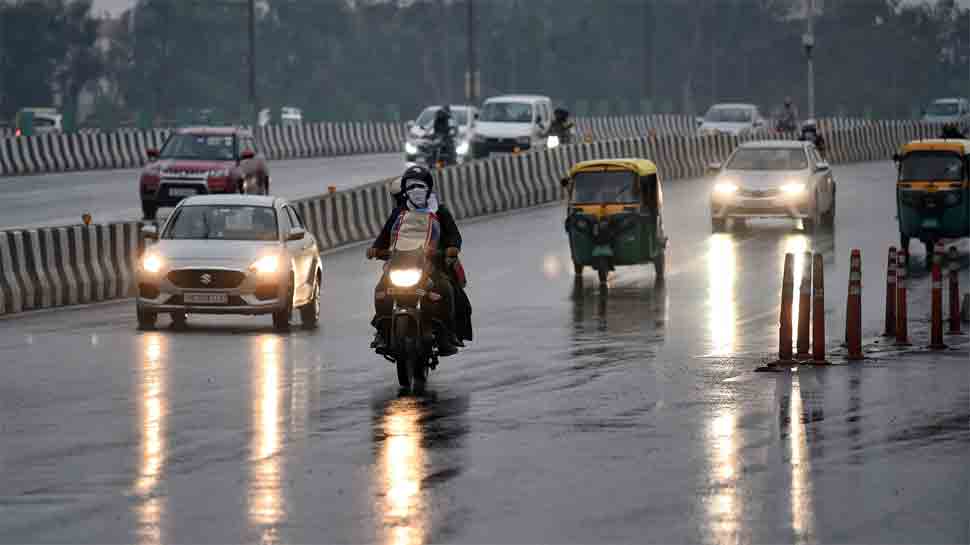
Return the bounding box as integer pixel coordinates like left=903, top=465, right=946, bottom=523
left=572, top=170, right=638, bottom=204
left=416, top=107, right=469, bottom=128
left=479, top=102, right=533, bottom=123
left=926, top=102, right=959, bottom=116
left=705, top=107, right=753, bottom=123
left=159, top=133, right=236, bottom=161
left=726, top=148, right=808, bottom=170
left=163, top=205, right=278, bottom=241
left=900, top=151, right=963, bottom=181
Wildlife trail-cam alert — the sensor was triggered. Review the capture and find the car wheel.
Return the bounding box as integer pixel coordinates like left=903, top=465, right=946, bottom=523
left=272, top=278, right=293, bottom=331
left=142, top=202, right=158, bottom=221
left=299, top=272, right=320, bottom=330
left=170, top=311, right=187, bottom=330
left=137, top=308, right=157, bottom=330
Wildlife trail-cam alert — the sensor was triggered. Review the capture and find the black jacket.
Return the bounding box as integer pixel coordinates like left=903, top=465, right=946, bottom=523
left=372, top=203, right=462, bottom=253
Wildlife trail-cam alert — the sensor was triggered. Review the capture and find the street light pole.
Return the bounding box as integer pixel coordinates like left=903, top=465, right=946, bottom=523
left=803, top=0, right=816, bottom=120
left=466, top=0, right=478, bottom=104
left=248, top=0, right=257, bottom=129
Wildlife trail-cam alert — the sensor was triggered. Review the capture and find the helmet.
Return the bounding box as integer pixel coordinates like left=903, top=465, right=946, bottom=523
left=442, top=104, right=451, bottom=114
left=554, top=107, right=569, bottom=121
left=400, top=164, right=434, bottom=193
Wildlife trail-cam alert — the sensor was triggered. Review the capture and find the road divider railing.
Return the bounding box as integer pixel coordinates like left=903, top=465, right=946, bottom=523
left=0, top=119, right=962, bottom=317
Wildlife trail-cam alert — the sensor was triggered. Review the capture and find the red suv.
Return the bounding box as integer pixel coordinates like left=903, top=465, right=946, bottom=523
left=139, top=126, right=270, bottom=220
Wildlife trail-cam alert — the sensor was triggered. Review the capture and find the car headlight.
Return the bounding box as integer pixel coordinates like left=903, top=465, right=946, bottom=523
left=404, top=141, right=418, bottom=155
left=142, top=253, right=163, bottom=273
left=389, top=268, right=421, bottom=287
left=547, top=135, right=560, bottom=149
left=455, top=140, right=469, bottom=156
left=208, top=167, right=230, bottom=178
left=249, top=255, right=279, bottom=274
left=714, top=182, right=739, bottom=194
left=781, top=182, right=805, bottom=195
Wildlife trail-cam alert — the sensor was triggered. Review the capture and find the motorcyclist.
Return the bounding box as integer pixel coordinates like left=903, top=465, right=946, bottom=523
left=777, top=97, right=799, bottom=133
left=799, top=119, right=826, bottom=159
left=940, top=122, right=965, bottom=139
left=546, top=107, right=575, bottom=144
left=367, top=165, right=469, bottom=356
left=431, top=105, right=456, bottom=161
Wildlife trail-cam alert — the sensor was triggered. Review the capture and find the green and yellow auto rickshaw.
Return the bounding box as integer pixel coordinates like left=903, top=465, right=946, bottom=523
left=893, top=139, right=970, bottom=263
left=561, top=159, right=667, bottom=284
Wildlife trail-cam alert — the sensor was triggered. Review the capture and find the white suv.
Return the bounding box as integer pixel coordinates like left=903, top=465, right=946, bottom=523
left=471, top=95, right=553, bottom=159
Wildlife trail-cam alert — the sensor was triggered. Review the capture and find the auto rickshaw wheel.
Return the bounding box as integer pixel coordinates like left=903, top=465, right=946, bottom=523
left=596, top=257, right=609, bottom=285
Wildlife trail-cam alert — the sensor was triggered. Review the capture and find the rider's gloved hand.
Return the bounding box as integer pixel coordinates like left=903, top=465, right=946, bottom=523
left=366, top=247, right=379, bottom=259
left=445, top=246, right=459, bottom=265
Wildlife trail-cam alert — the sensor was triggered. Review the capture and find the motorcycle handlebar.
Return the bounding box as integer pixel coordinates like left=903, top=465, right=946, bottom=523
left=368, top=247, right=459, bottom=261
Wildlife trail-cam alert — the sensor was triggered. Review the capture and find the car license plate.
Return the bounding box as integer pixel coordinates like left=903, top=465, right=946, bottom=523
left=169, top=188, right=197, bottom=197
left=184, top=292, right=228, bottom=304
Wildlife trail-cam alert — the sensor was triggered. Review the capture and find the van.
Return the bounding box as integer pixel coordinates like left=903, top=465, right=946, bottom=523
left=471, top=95, right=553, bottom=159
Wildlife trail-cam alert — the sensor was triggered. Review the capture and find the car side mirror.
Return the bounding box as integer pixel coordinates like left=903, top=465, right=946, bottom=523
left=287, top=227, right=306, bottom=241
left=240, top=149, right=255, bottom=160
left=141, top=224, right=158, bottom=240
left=146, top=148, right=159, bottom=159
left=695, top=116, right=704, bottom=127
left=536, top=116, right=544, bottom=126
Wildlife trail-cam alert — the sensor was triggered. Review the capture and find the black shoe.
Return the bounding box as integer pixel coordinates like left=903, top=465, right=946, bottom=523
left=370, top=332, right=387, bottom=350
left=437, top=336, right=458, bottom=357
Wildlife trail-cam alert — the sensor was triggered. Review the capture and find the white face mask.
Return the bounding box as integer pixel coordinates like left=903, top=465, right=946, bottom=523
left=406, top=184, right=429, bottom=208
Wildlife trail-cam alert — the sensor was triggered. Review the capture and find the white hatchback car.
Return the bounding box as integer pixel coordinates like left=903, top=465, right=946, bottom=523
left=136, top=195, right=322, bottom=331
left=697, top=103, right=767, bottom=136
left=709, top=141, right=836, bottom=232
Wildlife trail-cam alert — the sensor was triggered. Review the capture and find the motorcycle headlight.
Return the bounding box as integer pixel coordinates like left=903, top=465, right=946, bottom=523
left=455, top=140, right=469, bottom=156
left=714, top=182, right=739, bottom=195
left=781, top=182, right=805, bottom=195
left=142, top=253, right=163, bottom=273
left=390, top=268, right=421, bottom=287
left=547, top=135, right=560, bottom=149
left=249, top=255, right=279, bottom=275
left=208, top=167, right=230, bottom=178
left=404, top=141, right=418, bottom=155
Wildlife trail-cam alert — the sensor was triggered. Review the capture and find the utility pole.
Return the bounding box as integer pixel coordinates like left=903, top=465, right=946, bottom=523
left=248, top=0, right=258, bottom=129
left=466, top=0, right=479, bottom=104
left=803, top=0, right=816, bottom=120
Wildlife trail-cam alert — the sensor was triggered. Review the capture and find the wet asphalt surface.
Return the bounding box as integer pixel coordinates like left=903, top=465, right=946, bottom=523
left=0, top=153, right=404, bottom=230
left=0, top=161, right=968, bottom=544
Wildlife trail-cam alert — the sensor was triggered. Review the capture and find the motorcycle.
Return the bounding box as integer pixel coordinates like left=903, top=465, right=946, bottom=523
left=427, top=128, right=458, bottom=168
left=371, top=210, right=455, bottom=391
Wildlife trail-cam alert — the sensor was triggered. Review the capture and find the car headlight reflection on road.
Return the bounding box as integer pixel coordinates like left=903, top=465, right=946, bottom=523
left=714, top=182, right=739, bottom=195
left=456, top=140, right=469, bottom=156
left=142, top=253, right=163, bottom=273
left=404, top=141, right=418, bottom=155
left=547, top=135, right=560, bottom=149
left=390, top=268, right=421, bottom=288
left=781, top=182, right=806, bottom=195
left=250, top=255, right=279, bottom=275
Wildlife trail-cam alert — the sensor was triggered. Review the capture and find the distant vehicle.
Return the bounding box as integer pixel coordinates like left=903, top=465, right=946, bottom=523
left=139, top=126, right=270, bottom=220
left=697, top=103, right=766, bottom=137
left=16, top=107, right=62, bottom=135
left=921, top=98, right=970, bottom=125
left=471, top=95, right=553, bottom=158
left=404, top=105, right=478, bottom=165
left=136, top=194, right=322, bottom=331
left=709, top=140, right=836, bottom=232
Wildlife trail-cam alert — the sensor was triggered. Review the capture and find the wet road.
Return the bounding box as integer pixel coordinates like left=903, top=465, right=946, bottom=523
left=0, top=153, right=404, bottom=230
left=1, top=162, right=967, bottom=543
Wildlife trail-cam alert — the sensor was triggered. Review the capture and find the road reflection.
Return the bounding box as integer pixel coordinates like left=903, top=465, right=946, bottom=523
left=372, top=391, right=469, bottom=545
left=785, top=235, right=810, bottom=338
left=705, top=407, right=741, bottom=544
left=249, top=335, right=287, bottom=544
left=570, top=280, right=668, bottom=362
left=778, top=372, right=818, bottom=543
left=707, top=235, right=737, bottom=356
left=133, top=332, right=168, bottom=545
